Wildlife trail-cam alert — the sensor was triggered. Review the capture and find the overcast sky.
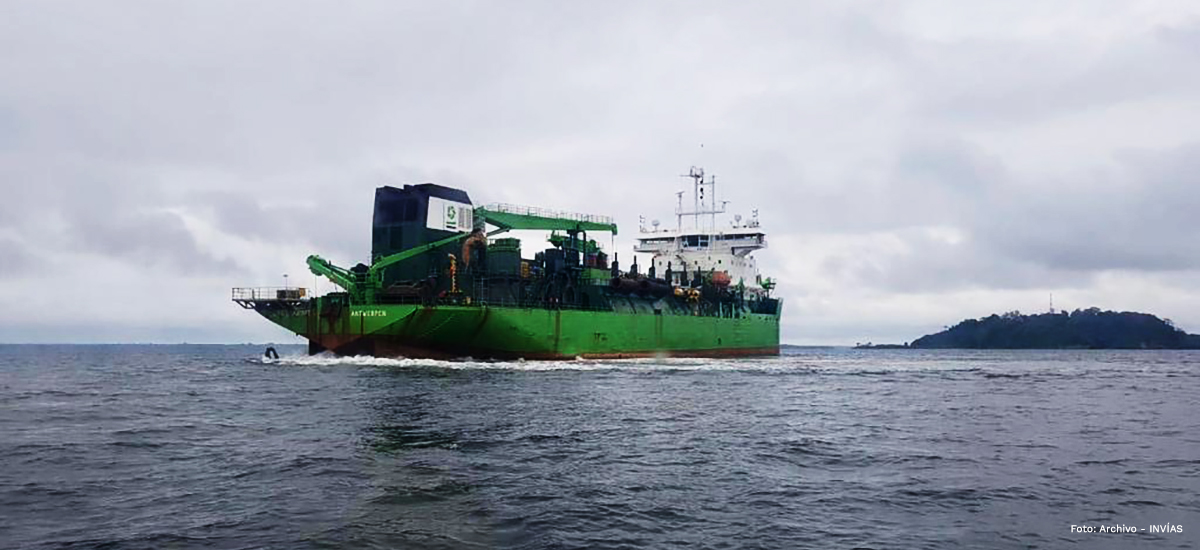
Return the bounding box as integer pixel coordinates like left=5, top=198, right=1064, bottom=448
left=2, top=1, right=1200, bottom=345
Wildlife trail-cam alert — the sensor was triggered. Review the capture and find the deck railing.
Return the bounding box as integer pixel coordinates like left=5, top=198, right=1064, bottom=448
left=231, top=287, right=309, bottom=308
left=482, top=203, right=614, bottom=225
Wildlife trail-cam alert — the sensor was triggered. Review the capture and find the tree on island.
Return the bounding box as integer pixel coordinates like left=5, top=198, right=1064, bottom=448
left=909, top=308, right=1200, bottom=349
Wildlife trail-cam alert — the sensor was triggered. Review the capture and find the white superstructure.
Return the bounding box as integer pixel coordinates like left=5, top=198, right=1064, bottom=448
left=635, top=167, right=770, bottom=294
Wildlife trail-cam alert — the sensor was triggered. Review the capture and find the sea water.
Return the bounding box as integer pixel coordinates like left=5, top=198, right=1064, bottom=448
left=2, top=345, right=1197, bottom=549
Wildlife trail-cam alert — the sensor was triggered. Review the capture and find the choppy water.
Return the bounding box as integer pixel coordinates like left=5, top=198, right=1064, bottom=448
left=2, top=345, right=1198, bottom=549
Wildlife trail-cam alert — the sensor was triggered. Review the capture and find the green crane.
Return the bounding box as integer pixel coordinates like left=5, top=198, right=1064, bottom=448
left=474, top=204, right=617, bottom=234
left=306, top=231, right=472, bottom=304
left=306, top=204, right=618, bottom=304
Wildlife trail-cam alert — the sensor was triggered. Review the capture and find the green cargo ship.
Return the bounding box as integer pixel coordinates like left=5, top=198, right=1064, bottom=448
left=234, top=167, right=781, bottom=359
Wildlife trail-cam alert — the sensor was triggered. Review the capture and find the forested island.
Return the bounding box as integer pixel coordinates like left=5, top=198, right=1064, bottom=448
left=907, top=308, right=1200, bottom=349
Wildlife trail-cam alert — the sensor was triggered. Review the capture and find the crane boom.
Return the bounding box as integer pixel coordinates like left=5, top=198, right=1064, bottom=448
left=475, top=203, right=617, bottom=234
left=303, top=203, right=617, bottom=304
left=306, top=254, right=367, bottom=300
left=306, top=231, right=474, bottom=304
left=368, top=231, right=474, bottom=279
left=306, top=255, right=357, bottom=290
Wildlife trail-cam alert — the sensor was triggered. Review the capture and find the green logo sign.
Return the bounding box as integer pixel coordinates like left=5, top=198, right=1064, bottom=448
left=447, top=206, right=456, bottom=220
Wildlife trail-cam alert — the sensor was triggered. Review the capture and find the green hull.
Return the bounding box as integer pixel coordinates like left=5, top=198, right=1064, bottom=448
left=258, top=304, right=780, bottom=359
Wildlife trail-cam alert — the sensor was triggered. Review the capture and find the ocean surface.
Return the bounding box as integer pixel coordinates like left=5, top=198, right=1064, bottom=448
left=2, top=345, right=1198, bottom=549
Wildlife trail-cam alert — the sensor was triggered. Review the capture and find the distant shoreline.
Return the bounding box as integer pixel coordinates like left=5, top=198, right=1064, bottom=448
left=866, top=308, right=1200, bottom=350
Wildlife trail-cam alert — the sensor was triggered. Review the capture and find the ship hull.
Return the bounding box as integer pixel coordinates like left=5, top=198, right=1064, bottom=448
left=257, top=304, right=780, bottom=359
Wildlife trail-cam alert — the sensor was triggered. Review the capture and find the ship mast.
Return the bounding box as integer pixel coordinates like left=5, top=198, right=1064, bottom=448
left=677, top=166, right=726, bottom=234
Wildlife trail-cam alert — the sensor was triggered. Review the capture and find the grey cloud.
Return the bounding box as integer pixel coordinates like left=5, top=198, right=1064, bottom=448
left=0, top=107, right=21, bottom=152
left=828, top=140, right=1200, bottom=294
left=1, top=155, right=246, bottom=274
left=191, top=189, right=371, bottom=262
left=979, top=143, right=1200, bottom=273
left=0, top=2, right=644, bottom=172
left=0, top=236, right=43, bottom=278
left=1157, top=18, right=1200, bottom=50
left=818, top=225, right=1091, bottom=295
left=66, top=206, right=244, bottom=275
left=901, top=21, right=1200, bottom=127
left=2, top=1, right=1200, bottom=342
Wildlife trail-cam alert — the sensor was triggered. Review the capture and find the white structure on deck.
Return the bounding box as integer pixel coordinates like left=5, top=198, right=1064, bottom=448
left=635, top=167, right=770, bottom=294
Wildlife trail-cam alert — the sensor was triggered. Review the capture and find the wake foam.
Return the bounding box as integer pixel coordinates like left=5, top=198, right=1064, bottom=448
left=251, top=351, right=1007, bottom=375
left=255, top=352, right=774, bottom=372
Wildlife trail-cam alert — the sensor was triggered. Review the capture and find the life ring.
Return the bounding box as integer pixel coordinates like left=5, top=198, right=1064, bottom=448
left=264, top=346, right=279, bottom=360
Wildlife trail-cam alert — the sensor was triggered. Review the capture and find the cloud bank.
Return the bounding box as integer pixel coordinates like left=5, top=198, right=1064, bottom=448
left=2, top=1, right=1199, bottom=344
